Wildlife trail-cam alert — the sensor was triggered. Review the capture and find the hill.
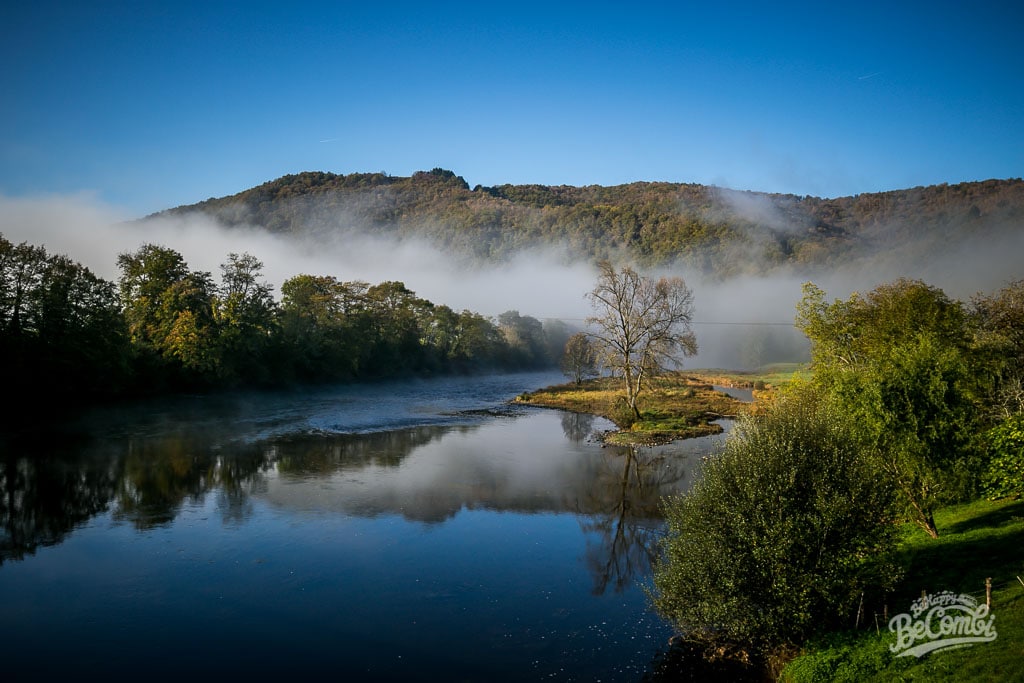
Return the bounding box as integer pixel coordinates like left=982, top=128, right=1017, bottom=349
left=152, top=169, right=1024, bottom=277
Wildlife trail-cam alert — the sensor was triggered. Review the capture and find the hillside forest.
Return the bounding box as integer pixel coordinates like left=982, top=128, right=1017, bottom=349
left=158, top=169, right=1024, bottom=277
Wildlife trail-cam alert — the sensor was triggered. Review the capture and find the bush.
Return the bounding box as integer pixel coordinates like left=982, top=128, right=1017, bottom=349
left=983, top=413, right=1024, bottom=499
left=651, top=387, right=899, bottom=656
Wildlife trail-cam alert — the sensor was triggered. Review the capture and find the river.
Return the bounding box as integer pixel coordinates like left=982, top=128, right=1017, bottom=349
left=0, top=372, right=733, bottom=681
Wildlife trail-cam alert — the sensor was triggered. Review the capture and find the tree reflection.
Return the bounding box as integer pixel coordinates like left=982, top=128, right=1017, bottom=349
left=113, top=437, right=273, bottom=529
left=272, top=425, right=452, bottom=474
left=0, top=447, right=120, bottom=564
left=1, top=412, right=707, bottom=569
left=579, top=446, right=689, bottom=595
left=560, top=411, right=596, bottom=443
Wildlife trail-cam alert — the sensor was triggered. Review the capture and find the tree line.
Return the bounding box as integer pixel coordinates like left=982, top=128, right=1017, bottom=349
left=0, top=234, right=571, bottom=415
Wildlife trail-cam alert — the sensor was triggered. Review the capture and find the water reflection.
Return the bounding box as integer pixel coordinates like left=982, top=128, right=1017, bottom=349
left=0, top=384, right=741, bottom=681
left=114, top=437, right=267, bottom=529
left=580, top=447, right=682, bottom=595
left=560, top=411, right=599, bottom=443
left=0, top=447, right=119, bottom=563
left=1, top=409, right=725, bottom=574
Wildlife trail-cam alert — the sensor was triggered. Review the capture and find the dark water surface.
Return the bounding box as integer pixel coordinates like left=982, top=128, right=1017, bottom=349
left=0, top=373, right=731, bottom=681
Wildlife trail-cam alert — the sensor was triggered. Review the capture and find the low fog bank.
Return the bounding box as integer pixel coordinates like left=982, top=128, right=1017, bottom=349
left=2, top=193, right=1020, bottom=372
left=0, top=194, right=595, bottom=322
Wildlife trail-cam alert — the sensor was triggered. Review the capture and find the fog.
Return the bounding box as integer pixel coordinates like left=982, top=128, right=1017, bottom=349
left=0, top=193, right=595, bottom=321
left=2, top=191, right=1021, bottom=371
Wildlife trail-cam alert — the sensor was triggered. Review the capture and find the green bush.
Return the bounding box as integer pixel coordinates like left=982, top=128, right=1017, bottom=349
left=651, top=387, right=899, bottom=656
left=983, top=413, right=1024, bottom=499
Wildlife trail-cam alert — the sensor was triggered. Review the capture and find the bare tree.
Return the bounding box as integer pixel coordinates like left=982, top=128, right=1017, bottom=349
left=586, top=261, right=697, bottom=421
left=560, top=331, right=598, bottom=385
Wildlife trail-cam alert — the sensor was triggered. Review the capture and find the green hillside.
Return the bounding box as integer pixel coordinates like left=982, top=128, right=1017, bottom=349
left=153, top=169, right=1024, bottom=276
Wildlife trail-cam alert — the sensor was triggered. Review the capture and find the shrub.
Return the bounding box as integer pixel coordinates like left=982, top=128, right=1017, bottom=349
left=983, top=413, right=1024, bottom=499
left=651, top=387, right=899, bottom=656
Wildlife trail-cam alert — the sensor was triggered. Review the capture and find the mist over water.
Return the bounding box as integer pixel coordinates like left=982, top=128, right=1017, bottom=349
left=2, top=190, right=1020, bottom=370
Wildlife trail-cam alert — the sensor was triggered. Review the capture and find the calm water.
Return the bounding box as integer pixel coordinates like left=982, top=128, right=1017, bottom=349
left=0, top=373, right=731, bottom=682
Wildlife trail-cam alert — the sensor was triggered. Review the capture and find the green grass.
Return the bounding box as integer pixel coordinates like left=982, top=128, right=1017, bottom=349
left=782, top=498, right=1024, bottom=682
left=690, top=364, right=812, bottom=390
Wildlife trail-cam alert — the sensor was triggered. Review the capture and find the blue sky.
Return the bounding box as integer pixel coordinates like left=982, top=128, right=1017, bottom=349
left=1, top=1, right=1022, bottom=217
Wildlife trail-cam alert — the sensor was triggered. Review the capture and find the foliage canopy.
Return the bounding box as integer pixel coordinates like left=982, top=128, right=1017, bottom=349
left=0, top=234, right=570, bottom=416
left=652, top=387, right=899, bottom=656
left=795, top=279, right=983, bottom=537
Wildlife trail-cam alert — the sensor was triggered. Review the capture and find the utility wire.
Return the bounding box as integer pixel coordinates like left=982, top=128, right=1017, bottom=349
left=533, top=316, right=798, bottom=327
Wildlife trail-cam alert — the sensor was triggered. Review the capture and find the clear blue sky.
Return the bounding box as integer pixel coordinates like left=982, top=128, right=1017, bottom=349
left=2, top=1, right=1021, bottom=217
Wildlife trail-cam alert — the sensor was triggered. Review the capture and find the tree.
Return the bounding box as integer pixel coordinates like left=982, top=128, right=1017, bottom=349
left=0, top=238, right=47, bottom=338
left=982, top=413, right=1024, bottom=498
left=32, top=253, right=129, bottom=396
left=365, top=281, right=430, bottom=375
left=1, top=235, right=129, bottom=405
left=585, top=261, right=697, bottom=420
left=116, top=243, right=191, bottom=348
left=971, top=279, right=1024, bottom=417
left=117, top=244, right=218, bottom=387
left=278, top=274, right=368, bottom=381
left=796, top=279, right=982, bottom=538
left=652, top=387, right=898, bottom=656
left=560, top=332, right=598, bottom=384
left=215, top=253, right=277, bottom=384
left=497, top=309, right=547, bottom=368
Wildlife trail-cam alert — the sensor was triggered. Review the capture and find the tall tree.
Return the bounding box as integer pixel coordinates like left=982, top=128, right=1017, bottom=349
left=33, top=254, right=128, bottom=395
left=0, top=238, right=47, bottom=338
left=278, top=274, right=369, bottom=380
left=585, top=261, right=697, bottom=420
left=796, top=279, right=981, bottom=538
left=365, top=281, right=429, bottom=375
left=117, top=244, right=217, bottom=386
left=971, top=279, right=1024, bottom=417
left=1, top=236, right=128, bottom=404
left=215, top=252, right=277, bottom=384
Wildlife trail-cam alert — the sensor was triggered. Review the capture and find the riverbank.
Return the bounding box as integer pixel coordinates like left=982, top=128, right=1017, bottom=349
left=781, top=497, right=1024, bottom=681
left=514, top=371, right=759, bottom=446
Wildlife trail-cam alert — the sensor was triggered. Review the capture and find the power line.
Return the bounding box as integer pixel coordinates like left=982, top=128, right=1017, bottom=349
left=534, top=316, right=798, bottom=327
left=691, top=321, right=798, bottom=327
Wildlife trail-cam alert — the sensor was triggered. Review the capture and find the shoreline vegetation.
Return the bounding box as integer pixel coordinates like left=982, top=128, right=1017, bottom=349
left=513, top=364, right=806, bottom=446
left=516, top=365, right=1024, bottom=681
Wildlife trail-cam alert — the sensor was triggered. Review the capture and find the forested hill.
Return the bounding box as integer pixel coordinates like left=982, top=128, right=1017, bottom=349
left=154, top=169, right=1024, bottom=276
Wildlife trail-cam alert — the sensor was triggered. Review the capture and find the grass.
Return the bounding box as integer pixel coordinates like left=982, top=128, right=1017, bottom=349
left=782, top=497, right=1024, bottom=682
left=514, top=372, right=748, bottom=445
left=689, top=364, right=811, bottom=394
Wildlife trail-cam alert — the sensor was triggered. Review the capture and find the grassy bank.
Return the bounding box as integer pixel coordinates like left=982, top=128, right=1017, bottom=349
left=514, top=372, right=751, bottom=445
left=688, top=364, right=811, bottom=399
left=782, top=497, right=1024, bottom=682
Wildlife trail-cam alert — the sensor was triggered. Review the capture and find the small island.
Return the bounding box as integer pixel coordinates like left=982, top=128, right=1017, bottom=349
left=514, top=370, right=774, bottom=446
